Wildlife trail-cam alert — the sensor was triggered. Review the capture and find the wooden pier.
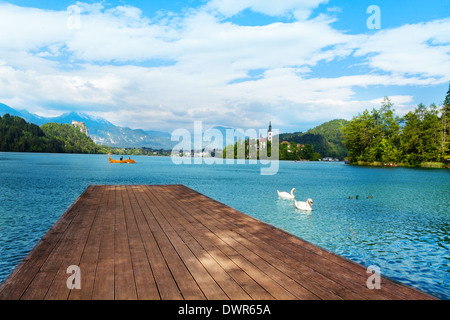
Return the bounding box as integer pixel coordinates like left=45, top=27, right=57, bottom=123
left=0, top=185, right=436, bottom=300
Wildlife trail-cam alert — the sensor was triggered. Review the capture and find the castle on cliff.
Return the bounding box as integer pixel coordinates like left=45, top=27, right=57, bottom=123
left=72, top=120, right=89, bottom=136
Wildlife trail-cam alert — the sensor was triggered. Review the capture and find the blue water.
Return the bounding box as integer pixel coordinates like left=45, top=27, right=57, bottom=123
left=0, top=153, right=449, bottom=299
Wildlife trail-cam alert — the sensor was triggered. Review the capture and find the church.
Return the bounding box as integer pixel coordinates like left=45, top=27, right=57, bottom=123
left=259, top=122, right=273, bottom=149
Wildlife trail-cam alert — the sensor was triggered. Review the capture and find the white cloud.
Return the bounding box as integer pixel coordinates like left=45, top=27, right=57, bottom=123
left=355, top=19, right=450, bottom=79
left=0, top=1, right=448, bottom=132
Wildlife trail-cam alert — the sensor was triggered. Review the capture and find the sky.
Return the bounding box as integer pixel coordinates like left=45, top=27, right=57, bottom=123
left=0, top=0, right=449, bottom=133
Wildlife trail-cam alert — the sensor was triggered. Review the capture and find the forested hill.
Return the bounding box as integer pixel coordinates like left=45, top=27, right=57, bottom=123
left=0, top=114, right=104, bottom=154
left=279, top=119, right=349, bottom=159
left=0, top=114, right=64, bottom=153
left=41, top=123, right=102, bottom=154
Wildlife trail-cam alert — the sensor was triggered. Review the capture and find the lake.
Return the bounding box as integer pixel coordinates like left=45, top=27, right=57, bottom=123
left=0, top=152, right=448, bottom=299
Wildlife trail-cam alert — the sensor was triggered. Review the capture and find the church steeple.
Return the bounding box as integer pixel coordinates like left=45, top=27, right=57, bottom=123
left=268, top=121, right=273, bottom=143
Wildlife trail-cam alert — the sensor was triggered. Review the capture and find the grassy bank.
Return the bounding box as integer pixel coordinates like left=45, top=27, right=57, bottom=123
left=420, top=162, right=445, bottom=169
left=349, top=161, right=446, bottom=169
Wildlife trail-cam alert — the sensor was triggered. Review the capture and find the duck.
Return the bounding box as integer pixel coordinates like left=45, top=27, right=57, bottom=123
left=295, top=199, right=313, bottom=211
left=277, top=188, right=296, bottom=200
left=348, top=195, right=359, bottom=200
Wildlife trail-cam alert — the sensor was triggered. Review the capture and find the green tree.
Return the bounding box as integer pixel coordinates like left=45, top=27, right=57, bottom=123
left=442, top=83, right=450, bottom=160
left=378, top=97, right=401, bottom=163
left=422, top=104, right=442, bottom=162
left=343, top=110, right=373, bottom=162
left=0, top=114, right=64, bottom=153
left=41, top=123, right=101, bottom=154
left=400, top=109, right=422, bottom=166
left=343, top=96, right=445, bottom=166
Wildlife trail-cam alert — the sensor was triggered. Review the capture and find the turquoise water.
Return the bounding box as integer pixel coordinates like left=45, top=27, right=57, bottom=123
left=0, top=152, right=449, bottom=299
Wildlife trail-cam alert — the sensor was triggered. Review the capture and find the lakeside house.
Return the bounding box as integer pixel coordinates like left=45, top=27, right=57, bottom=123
left=323, top=157, right=340, bottom=162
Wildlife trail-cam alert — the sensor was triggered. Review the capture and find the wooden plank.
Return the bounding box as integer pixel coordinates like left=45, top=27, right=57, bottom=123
left=0, top=185, right=437, bottom=300
left=144, top=186, right=237, bottom=300
left=91, top=185, right=115, bottom=300
left=148, top=186, right=253, bottom=300
left=132, top=186, right=207, bottom=300
left=142, top=187, right=229, bottom=300
left=154, top=186, right=273, bottom=300
left=122, top=186, right=160, bottom=300
left=151, top=185, right=278, bottom=299
left=68, top=186, right=108, bottom=300
left=113, top=185, right=138, bottom=300
left=127, top=186, right=183, bottom=300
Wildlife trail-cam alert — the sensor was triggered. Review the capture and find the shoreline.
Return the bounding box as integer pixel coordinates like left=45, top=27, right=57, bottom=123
left=1, top=151, right=448, bottom=170
left=346, top=161, right=447, bottom=169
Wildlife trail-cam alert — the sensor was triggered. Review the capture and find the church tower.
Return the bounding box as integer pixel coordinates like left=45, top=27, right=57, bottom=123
left=268, top=121, right=273, bottom=144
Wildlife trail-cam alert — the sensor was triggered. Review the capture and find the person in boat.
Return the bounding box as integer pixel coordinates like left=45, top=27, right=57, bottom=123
left=120, top=156, right=123, bottom=161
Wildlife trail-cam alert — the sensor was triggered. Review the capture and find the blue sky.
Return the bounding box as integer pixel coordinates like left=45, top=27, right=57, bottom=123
left=0, top=0, right=449, bottom=133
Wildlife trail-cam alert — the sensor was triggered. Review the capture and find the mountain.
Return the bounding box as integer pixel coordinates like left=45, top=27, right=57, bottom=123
left=1, top=103, right=350, bottom=155
left=0, top=103, right=25, bottom=118
left=279, top=119, right=349, bottom=159
left=89, top=126, right=174, bottom=150
left=0, top=104, right=54, bottom=126
left=0, top=103, right=175, bottom=150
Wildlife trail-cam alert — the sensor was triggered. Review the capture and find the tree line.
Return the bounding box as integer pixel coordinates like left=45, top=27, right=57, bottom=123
left=343, top=84, right=450, bottom=167
left=0, top=114, right=106, bottom=154
left=0, top=113, right=175, bottom=156
left=0, top=114, right=65, bottom=153
left=222, top=138, right=321, bottom=161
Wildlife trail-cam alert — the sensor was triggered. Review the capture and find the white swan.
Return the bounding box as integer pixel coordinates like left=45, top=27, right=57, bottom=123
left=277, top=188, right=296, bottom=200
left=295, top=198, right=313, bottom=211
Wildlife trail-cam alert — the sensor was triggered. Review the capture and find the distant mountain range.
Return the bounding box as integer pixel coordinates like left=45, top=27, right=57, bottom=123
left=1, top=103, right=349, bottom=157
left=0, top=103, right=256, bottom=151
left=0, top=103, right=175, bottom=150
